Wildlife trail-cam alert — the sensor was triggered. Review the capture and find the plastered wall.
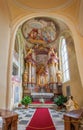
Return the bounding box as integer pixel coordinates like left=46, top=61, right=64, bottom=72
left=62, top=36, right=83, bottom=107
left=0, top=10, right=10, bottom=108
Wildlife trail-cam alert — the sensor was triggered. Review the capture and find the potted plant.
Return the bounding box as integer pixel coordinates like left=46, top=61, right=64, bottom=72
left=21, top=96, right=32, bottom=108
left=54, top=95, right=67, bottom=109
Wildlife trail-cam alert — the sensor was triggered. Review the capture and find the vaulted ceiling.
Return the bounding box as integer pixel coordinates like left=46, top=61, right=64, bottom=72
left=6, top=0, right=79, bottom=55
left=2, top=0, right=80, bottom=51
left=11, top=0, right=73, bottom=10
left=5, top=0, right=80, bottom=23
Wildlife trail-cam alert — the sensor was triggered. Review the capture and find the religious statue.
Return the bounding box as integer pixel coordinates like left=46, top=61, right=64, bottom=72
left=48, top=47, right=55, bottom=57
left=50, top=75, right=54, bottom=82
left=27, top=48, right=33, bottom=56
left=56, top=71, right=62, bottom=83
left=31, top=76, right=35, bottom=82
left=64, top=96, right=80, bottom=112
left=25, top=48, right=34, bottom=60
left=23, top=70, right=28, bottom=83
left=37, top=64, right=48, bottom=76
left=48, top=47, right=59, bottom=65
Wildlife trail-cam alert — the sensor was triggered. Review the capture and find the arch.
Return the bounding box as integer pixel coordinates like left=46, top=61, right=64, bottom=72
left=6, top=12, right=82, bottom=109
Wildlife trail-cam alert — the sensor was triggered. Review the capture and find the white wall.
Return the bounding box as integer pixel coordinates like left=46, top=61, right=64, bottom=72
left=0, top=11, right=10, bottom=108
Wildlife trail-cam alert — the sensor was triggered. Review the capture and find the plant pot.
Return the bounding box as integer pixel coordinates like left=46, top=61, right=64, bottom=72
left=57, top=105, right=63, bottom=110
left=18, top=103, right=22, bottom=107
left=24, top=105, right=28, bottom=109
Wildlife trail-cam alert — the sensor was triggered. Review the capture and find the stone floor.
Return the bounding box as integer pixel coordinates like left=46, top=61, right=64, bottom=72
left=14, top=108, right=66, bottom=130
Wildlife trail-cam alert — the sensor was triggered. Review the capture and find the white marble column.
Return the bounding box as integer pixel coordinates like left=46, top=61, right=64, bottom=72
left=28, top=62, right=31, bottom=82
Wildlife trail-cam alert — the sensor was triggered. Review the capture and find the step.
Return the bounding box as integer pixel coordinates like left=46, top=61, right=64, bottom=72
left=28, top=103, right=56, bottom=109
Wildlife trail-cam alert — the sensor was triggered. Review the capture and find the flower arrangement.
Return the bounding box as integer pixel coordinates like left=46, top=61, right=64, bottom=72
left=39, top=98, right=44, bottom=104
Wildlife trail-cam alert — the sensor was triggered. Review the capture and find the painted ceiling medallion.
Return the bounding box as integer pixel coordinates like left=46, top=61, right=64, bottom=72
left=13, top=0, right=73, bottom=11
left=22, top=17, right=59, bottom=44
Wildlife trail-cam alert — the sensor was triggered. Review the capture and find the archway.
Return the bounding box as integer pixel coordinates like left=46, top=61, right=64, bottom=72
left=7, top=13, right=81, bottom=109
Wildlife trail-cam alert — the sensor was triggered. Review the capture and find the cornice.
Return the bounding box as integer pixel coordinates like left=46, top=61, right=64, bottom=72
left=13, top=0, right=74, bottom=12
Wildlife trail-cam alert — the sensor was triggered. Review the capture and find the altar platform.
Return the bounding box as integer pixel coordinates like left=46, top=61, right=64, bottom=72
left=28, top=102, right=56, bottom=109
left=28, top=92, right=55, bottom=108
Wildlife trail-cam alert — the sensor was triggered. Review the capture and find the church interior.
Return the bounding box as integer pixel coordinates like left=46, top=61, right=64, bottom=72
left=0, top=0, right=83, bottom=130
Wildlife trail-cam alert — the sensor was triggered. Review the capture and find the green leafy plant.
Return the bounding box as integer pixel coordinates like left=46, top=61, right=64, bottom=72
left=21, top=96, right=32, bottom=106
left=54, top=95, right=67, bottom=106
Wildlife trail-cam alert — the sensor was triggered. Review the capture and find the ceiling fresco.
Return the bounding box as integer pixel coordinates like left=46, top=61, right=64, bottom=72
left=22, top=17, right=60, bottom=45
left=20, top=16, right=69, bottom=59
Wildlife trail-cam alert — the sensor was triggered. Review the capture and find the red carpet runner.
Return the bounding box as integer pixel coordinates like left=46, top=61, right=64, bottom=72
left=26, top=108, right=55, bottom=130
left=32, top=101, right=53, bottom=104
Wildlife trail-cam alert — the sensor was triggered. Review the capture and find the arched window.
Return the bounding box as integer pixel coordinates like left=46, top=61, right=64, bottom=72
left=60, top=37, right=70, bottom=82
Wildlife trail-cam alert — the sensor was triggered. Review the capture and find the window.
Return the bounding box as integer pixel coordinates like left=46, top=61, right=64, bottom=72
left=60, top=37, right=70, bottom=82
left=14, top=86, right=20, bottom=103
left=12, top=64, right=18, bottom=76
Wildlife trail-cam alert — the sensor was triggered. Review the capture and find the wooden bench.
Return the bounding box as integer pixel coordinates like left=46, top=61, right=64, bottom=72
left=0, top=109, right=18, bottom=130
left=64, top=109, right=83, bottom=130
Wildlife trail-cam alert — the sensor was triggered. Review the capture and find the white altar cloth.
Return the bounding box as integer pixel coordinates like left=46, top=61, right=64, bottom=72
left=31, top=93, right=54, bottom=99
